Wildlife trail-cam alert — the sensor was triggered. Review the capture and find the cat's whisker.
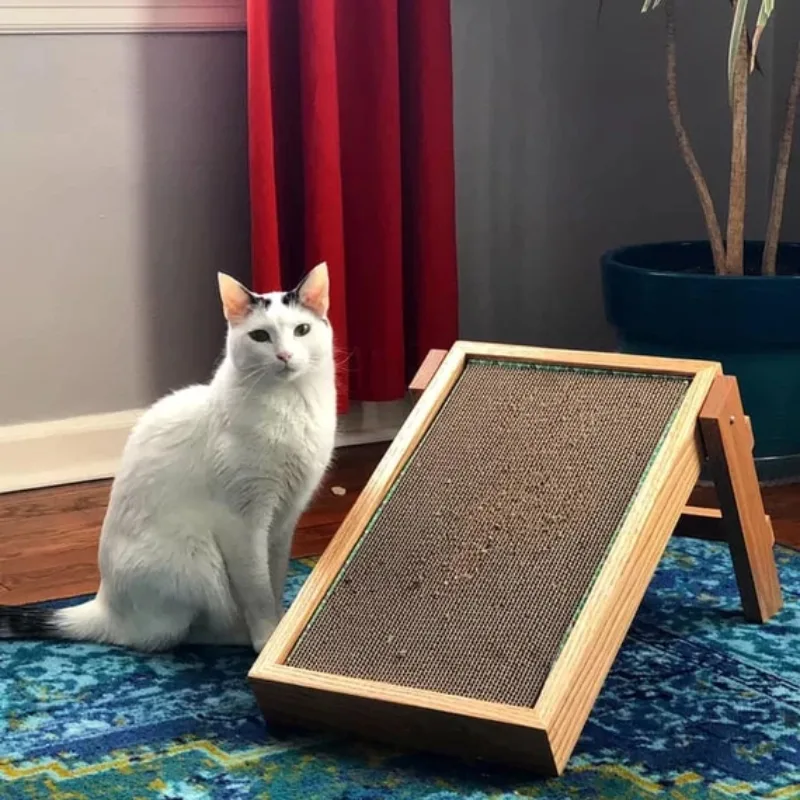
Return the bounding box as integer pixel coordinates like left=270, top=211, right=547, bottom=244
left=231, top=366, right=267, bottom=405
left=238, top=366, right=271, bottom=406
left=331, top=347, right=355, bottom=371
left=237, top=365, right=267, bottom=387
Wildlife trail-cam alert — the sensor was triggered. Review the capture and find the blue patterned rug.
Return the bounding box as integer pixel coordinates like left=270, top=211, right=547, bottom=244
left=2, top=539, right=800, bottom=799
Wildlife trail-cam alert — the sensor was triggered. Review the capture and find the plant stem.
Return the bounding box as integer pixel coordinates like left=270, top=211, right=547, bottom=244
left=665, top=0, right=726, bottom=274
left=763, top=41, right=800, bottom=276
left=725, top=4, right=749, bottom=276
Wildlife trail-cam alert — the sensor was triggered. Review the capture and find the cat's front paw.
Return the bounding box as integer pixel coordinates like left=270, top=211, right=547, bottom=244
left=251, top=621, right=278, bottom=654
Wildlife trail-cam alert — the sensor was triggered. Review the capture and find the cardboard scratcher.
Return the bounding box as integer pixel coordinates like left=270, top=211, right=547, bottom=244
left=248, top=342, right=783, bottom=776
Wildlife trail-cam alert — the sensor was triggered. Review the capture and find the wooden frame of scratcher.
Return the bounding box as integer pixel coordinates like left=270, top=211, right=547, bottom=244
left=248, top=342, right=783, bottom=777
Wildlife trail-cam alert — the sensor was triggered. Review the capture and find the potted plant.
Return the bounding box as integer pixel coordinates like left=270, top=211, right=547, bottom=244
left=601, top=0, right=800, bottom=483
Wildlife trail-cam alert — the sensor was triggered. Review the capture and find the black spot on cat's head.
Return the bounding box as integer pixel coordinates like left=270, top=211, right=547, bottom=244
left=282, top=286, right=329, bottom=323
left=246, top=290, right=271, bottom=309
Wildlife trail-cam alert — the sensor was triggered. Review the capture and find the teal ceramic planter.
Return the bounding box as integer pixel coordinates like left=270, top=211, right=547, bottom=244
left=601, top=240, right=800, bottom=483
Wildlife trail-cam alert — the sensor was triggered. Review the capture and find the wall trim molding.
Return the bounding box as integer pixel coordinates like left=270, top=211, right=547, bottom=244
left=0, top=0, right=246, bottom=34
left=0, top=399, right=410, bottom=494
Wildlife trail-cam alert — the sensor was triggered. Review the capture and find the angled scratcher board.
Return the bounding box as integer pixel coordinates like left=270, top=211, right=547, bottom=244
left=248, top=342, right=782, bottom=776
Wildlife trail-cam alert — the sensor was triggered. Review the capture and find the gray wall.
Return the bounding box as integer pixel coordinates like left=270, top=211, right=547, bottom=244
left=0, top=33, right=250, bottom=426
left=4, top=9, right=798, bottom=425
left=452, top=0, right=783, bottom=350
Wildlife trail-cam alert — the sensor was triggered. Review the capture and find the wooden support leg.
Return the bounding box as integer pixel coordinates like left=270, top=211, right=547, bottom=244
left=699, top=375, right=783, bottom=622
left=410, top=349, right=448, bottom=400
left=674, top=506, right=727, bottom=542
left=673, top=504, right=773, bottom=545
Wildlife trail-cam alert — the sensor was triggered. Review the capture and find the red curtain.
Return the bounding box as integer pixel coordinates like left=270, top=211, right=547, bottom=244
left=247, top=0, right=459, bottom=413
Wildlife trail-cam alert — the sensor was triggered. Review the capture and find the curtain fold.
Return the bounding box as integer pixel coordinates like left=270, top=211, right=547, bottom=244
left=247, top=0, right=458, bottom=413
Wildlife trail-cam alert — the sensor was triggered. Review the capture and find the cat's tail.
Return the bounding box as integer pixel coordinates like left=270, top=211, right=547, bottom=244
left=0, top=597, right=113, bottom=644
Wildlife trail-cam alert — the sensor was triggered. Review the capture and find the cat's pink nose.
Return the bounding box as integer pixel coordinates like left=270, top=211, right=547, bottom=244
left=276, top=351, right=293, bottom=363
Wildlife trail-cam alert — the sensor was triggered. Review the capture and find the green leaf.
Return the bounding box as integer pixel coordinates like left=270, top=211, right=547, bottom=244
left=751, top=0, right=775, bottom=71
left=728, top=0, right=749, bottom=105
left=756, top=0, right=775, bottom=27
left=641, top=0, right=663, bottom=11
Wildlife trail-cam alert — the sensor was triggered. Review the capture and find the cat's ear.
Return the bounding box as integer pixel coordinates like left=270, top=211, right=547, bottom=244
left=217, top=273, right=252, bottom=323
left=295, top=262, right=330, bottom=319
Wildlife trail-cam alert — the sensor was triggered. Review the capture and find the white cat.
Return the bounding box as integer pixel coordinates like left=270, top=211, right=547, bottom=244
left=0, top=263, right=337, bottom=654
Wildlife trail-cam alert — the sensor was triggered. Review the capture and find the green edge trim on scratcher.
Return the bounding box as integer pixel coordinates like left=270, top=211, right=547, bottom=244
left=287, top=359, right=691, bottom=688
left=468, top=357, right=691, bottom=382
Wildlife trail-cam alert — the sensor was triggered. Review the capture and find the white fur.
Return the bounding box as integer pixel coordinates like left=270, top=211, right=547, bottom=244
left=54, top=277, right=336, bottom=653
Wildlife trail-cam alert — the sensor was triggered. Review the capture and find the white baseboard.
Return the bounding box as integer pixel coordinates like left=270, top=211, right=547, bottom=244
left=0, top=399, right=412, bottom=495
left=0, top=410, right=142, bottom=494
left=0, top=0, right=246, bottom=35
left=335, top=398, right=414, bottom=448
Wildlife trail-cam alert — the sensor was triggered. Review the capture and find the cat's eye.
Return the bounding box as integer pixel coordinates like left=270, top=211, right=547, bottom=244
left=248, top=329, right=271, bottom=343
left=294, top=323, right=311, bottom=337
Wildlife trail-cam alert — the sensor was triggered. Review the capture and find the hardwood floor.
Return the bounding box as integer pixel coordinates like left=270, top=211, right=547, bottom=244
left=1, top=442, right=799, bottom=606
left=0, top=443, right=388, bottom=605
